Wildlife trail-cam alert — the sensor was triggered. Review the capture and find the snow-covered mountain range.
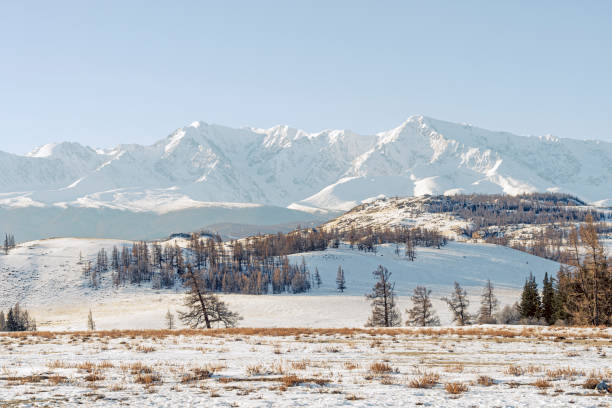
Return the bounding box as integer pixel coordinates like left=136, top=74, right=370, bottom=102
left=3, top=115, right=611, bottom=211
left=1, top=115, right=610, bottom=240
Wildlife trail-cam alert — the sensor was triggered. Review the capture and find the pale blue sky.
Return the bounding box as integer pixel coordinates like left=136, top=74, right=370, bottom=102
left=1, top=1, right=611, bottom=154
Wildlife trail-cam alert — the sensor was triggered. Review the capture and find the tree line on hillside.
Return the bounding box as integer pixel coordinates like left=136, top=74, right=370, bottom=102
left=418, top=193, right=611, bottom=262
left=424, top=193, right=609, bottom=228
left=83, top=224, right=446, bottom=295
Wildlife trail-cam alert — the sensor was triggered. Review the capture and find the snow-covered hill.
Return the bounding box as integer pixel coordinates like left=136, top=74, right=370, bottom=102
left=1, top=115, right=610, bottom=240
left=0, top=237, right=559, bottom=313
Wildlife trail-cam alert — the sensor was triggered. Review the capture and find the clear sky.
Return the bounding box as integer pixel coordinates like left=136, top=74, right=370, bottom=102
left=1, top=1, right=611, bottom=154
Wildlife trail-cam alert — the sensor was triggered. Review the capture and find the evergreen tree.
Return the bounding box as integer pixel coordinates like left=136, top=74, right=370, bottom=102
left=365, top=265, right=401, bottom=327
left=405, top=286, right=440, bottom=326
left=314, top=267, right=322, bottom=288
left=541, top=273, right=555, bottom=325
left=442, top=282, right=472, bottom=326
left=336, top=266, right=346, bottom=293
left=478, top=279, right=499, bottom=324
left=6, top=308, right=16, bottom=331
left=519, top=273, right=541, bottom=319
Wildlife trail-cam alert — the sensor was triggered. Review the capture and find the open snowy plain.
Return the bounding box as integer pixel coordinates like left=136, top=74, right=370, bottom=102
left=0, top=326, right=611, bottom=407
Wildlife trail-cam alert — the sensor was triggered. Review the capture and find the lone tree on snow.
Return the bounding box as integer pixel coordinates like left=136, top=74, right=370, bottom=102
left=87, top=309, right=96, bottom=331
left=178, top=266, right=242, bottom=329
left=336, top=266, right=346, bottom=293
left=165, top=309, right=176, bottom=330
left=365, top=265, right=401, bottom=327
left=442, top=282, right=472, bottom=326
left=478, top=279, right=499, bottom=324
left=406, top=286, right=440, bottom=326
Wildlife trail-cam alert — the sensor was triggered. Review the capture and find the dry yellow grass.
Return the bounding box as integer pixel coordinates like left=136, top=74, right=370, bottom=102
left=3, top=326, right=609, bottom=341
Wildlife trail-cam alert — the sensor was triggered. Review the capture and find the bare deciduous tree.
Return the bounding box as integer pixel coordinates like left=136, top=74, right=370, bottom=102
left=178, top=266, right=242, bottom=328
left=478, top=279, right=499, bottom=324
left=406, top=286, right=440, bottom=326
left=366, top=265, right=401, bottom=327
left=442, top=282, right=472, bottom=326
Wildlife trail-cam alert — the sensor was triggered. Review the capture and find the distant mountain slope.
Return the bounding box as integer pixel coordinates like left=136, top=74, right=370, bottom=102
left=0, top=115, right=610, bottom=239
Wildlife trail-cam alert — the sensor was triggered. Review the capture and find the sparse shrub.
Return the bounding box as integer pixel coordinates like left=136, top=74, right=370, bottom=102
left=135, top=373, right=161, bottom=385
left=583, top=378, right=599, bottom=389
left=408, top=372, right=440, bottom=389
left=505, top=365, right=525, bottom=376
left=532, top=379, right=551, bottom=389
left=281, top=375, right=301, bottom=387
left=445, top=382, right=468, bottom=394
left=477, top=376, right=494, bottom=386
left=246, top=364, right=267, bottom=376
left=369, top=362, right=394, bottom=374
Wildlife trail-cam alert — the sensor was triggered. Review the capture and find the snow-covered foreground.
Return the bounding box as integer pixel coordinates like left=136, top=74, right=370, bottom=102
left=0, top=327, right=610, bottom=407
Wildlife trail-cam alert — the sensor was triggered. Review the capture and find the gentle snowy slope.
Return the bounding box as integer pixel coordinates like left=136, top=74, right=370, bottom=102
left=0, top=238, right=559, bottom=319
left=288, top=242, right=559, bottom=296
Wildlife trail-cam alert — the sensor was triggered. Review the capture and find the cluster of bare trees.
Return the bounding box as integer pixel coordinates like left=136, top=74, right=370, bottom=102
left=366, top=272, right=505, bottom=327
left=83, top=221, right=448, bottom=296
left=557, top=214, right=611, bottom=326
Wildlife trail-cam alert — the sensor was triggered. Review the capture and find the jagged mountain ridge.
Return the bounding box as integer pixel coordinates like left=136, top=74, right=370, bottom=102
left=1, top=115, right=610, bottom=213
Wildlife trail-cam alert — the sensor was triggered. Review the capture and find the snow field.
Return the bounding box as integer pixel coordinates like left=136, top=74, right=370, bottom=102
left=0, top=327, right=610, bottom=407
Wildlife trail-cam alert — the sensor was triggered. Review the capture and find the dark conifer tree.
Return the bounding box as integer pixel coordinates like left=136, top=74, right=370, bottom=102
left=314, top=267, right=322, bottom=288
left=541, top=272, right=555, bottom=324
left=519, top=273, right=541, bottom=319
